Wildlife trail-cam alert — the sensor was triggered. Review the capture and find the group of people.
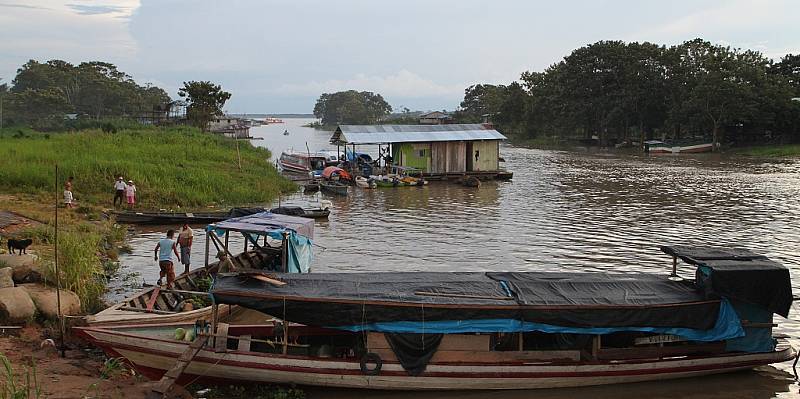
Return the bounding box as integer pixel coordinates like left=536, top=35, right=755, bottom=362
left=153, top=224, right=237, bottom=289
left=113, top=176, right=137, bottom=208
left=61, top=175, right=138, bottom=209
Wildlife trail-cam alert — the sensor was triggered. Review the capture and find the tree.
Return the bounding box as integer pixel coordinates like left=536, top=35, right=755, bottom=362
left=178, top=81, right=231, bottom=131
left=313, top=90, right=392, bottom=125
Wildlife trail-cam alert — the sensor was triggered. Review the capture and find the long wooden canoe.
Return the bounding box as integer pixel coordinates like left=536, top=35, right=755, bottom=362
left=76, top=322, right=796, bottom=390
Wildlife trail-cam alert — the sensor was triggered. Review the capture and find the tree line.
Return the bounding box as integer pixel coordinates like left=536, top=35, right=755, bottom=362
left=0, top=60, right=170, bottom=129
left=453, top=39, right=800, bottom=147
left=0, top=59, right=233, bottom=132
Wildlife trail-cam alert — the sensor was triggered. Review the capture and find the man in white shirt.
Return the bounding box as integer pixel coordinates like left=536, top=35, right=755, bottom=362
left=113, top=176, right=126, bottom=207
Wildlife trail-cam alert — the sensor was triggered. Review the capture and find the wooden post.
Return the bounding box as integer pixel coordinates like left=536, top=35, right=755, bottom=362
left=211, top=303, right=219, bottom=349
left=592, top=335, right=601, bottom=359
left=518, top=333, right=524, bottom=351
left=671, top=256, right=678, bottom=277
left=204, top=231, right=210, bottom=270
left=282, top=297, right=289, bottom=355
left=281, top=232, right=289, bottom=273
left=244, top=236, right=248, bottom=253
left=224, top=231, right=229, bottom=252
left=54, top=164, right=65, bottom=358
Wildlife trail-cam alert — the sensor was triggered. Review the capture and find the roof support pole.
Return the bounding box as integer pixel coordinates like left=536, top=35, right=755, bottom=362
left=281, top=232, right=289, bottom=273
left=671, top=256, right=678, bottom=277
left=224, top=231, right=229, bottom=254
left=204, top=230, right=210, bottom=270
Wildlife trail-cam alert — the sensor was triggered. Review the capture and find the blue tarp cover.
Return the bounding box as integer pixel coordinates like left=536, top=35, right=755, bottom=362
left=333, top=298, right=745, bottom=342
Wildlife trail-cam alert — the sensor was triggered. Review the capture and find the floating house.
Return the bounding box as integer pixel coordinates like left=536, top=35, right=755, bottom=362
left=330, top=124, right=511, bottom=179
left=209, top=115, right=251, bottom=139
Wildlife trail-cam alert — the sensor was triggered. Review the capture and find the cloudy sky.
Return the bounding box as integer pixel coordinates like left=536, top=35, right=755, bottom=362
left=1, top=0, right=798, bottom=113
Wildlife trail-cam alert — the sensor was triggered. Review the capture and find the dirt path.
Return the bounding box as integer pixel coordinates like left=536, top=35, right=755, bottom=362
left=0, top=327, right=154, bottom=398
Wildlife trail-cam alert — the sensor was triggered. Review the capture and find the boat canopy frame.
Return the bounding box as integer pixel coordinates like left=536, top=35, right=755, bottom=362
left=203, top=212, right=315, bottom=274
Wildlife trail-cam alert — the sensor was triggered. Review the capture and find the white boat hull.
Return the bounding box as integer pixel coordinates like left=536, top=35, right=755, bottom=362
left=76, top=326, right=796, bottom=391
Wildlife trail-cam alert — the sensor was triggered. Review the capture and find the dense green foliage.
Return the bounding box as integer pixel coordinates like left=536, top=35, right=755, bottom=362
left=178, top=81, right=232, bottom=131
left=455, top=39, right=800, bottom=147
left=0, top=126, right=294, bottom=207
left=0, top=60, right=169, bottom=129
left=313, top=90, right=392, bottom=125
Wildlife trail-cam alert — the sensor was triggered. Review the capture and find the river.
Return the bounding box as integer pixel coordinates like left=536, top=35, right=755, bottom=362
left=116, top=118, right=800, bottom=398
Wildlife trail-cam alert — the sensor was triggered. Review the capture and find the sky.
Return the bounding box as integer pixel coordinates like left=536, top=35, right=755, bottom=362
left=1, top=0, right=799, bottom=113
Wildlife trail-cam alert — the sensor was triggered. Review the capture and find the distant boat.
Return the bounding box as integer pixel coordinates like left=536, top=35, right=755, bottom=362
left=320, top=180, right=349, bottom=196
left=645, top=140, right=713, bottom=154
left=278, top=151, right=327, bottom=174
left=265, top=117, right=284, bottom=124
left=283, top=129, right=290, bottom=136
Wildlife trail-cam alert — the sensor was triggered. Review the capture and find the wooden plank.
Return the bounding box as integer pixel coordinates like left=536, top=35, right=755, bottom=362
left=148, top=334, right=209, bottom=398
left=215, top=323, right=229, bottom=352
left=237, top=335, right=252, bottom=352
left=119, top=306, right=177, bottom=315
left=155, top=295, right=170, bottom=312
left=248, top=274, right=286, bottom=286
left=145, top=287, right=161, bottom=311
left=367, top=333, right=490, bottom=351
left=369, top=348, right=581, bottom=364
left=597, top=342, right=726, bottom=361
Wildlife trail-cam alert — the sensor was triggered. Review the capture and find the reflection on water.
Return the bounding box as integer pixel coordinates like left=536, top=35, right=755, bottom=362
left=115, top=118, right=800, bottom=398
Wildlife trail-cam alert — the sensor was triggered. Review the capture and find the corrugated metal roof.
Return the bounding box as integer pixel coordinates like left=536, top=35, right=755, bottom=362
left=331, top=124, right=507, bottom=145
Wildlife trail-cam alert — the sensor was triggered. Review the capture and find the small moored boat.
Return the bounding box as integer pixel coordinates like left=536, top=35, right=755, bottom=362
left=320, top=181, right=349, bottom=196
left=278, top=151, right=327, bottom=174
left=112, top=208, right=266, bottom=225
left=87, top=212, right=315, bottom=326
left=645, top=140, right=714, bottom=154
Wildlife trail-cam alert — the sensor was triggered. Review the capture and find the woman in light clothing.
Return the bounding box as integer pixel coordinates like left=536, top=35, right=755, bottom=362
left=125, top=180, right=137, bottom=209
left=63, top=187, right=75, bottom=209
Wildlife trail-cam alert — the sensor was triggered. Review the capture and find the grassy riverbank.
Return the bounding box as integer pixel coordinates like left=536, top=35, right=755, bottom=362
left=0, top=126, right=295, bottom=208
left=0, top=125, right=294, bottom=312
left=731, top=144, right=800, bottom=157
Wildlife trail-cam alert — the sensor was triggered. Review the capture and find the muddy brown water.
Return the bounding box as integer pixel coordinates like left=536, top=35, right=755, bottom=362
left=115, top=119, right=800, bottom=397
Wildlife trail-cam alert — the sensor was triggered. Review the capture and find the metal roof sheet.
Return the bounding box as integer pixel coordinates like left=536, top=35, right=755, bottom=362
left=331, top=124, right=506, bottom=145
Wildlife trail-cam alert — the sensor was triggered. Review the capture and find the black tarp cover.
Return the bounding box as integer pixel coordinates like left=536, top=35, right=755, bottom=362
left=211, top=271, right=720, bottom=329
left=384, top=333, right=443, bottom=376
left=661, top=246, right=792, bottom=317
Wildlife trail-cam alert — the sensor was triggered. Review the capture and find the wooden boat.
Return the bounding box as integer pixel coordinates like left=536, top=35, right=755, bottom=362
left=75, top=323, right=794, bottom=390
left=78, top=246, right=797, bottom=390
left=89, top=212, right=315, bottom=326
left=269, top=206, right=330, bottom=219
left=112, top=211, right=233, bottom=225
left=320, top=181, right=348, bottom=196
left=645, top=140, right=714, bottom=154
left=278, top=151, right=327, bottom=174
left=112, top=207, right=269, bottom=225
left=86, top=247, right=282, bottom=326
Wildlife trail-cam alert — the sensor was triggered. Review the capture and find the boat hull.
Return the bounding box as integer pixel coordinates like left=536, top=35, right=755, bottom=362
left=650, top=143, right=713, bottom=154
left=76, top=326, right=795, bottom=391
left=320, top=183, right=349, bottom=196
left=112, top=211, right=229, bottom=225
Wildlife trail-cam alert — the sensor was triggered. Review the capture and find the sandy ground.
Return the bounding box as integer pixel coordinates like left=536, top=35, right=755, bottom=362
left=0, top=326, right=154, bottom=399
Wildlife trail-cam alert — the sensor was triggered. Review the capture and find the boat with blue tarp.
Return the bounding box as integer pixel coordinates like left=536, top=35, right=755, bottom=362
left=78, top=245, right=796, bottom=390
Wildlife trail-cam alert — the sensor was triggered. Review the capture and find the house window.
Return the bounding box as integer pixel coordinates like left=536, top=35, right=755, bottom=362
left=418, top=149, right=426, bottom=157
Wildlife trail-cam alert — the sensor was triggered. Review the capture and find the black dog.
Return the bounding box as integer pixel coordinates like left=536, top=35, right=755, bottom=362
left=7, top=238, right=32, bottom=255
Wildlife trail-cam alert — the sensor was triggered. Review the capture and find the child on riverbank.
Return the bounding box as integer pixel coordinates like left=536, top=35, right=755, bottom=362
left=125, top=180, right=137, bottom=209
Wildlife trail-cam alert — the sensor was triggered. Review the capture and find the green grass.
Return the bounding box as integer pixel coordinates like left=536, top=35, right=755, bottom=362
left=732, top=144, right=800, bottom=157
left=0, top=126, right=295, bottom=208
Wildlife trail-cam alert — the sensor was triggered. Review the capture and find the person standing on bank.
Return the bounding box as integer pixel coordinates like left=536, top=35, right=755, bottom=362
left=125, top=180, right=137, bottom=209
left=154, top=230, right=180, bottom=289
left=113, top=176, right=126, bottom=207
left=177, top=223, right=194, bottom=275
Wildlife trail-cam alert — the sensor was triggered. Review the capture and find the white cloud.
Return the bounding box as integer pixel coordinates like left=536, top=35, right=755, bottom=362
left=273, top=70, right=465, bottom=99
left=0, top=0, right=141, bottom=79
